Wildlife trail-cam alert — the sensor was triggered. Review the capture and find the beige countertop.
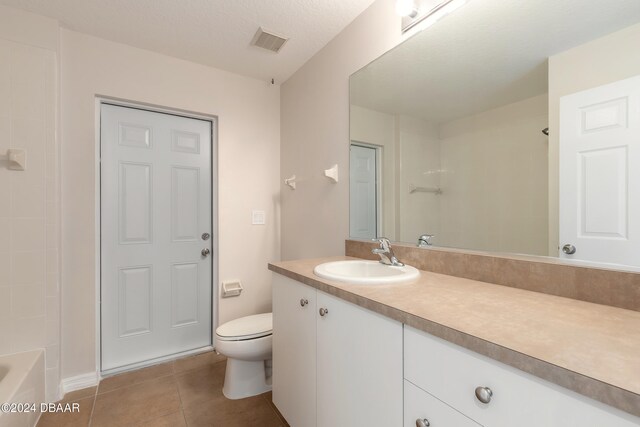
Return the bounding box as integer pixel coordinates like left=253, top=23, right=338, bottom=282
left=269, top=256, right=640, bottom=418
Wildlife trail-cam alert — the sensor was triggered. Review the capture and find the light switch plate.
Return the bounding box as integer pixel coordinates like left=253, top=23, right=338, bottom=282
left=252, top=210, right=266, bottom=225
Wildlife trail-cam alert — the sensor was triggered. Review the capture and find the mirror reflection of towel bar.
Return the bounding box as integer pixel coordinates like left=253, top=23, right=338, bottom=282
left=409, top=184, right=442, bottom=195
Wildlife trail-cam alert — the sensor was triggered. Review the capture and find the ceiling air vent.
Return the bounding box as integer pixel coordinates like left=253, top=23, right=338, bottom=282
left=251, top=27, right=288, bottom=53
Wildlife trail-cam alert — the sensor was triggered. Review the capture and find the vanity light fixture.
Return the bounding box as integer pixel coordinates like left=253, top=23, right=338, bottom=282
left=400, top=0, right=469, bottom=33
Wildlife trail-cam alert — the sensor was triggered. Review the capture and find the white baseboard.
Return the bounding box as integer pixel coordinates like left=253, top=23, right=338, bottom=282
left=60, top=372, right=100, bottom=396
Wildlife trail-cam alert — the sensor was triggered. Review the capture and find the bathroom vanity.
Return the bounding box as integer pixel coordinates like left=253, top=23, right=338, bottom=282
left=269, top=257, right=640, bottom=427
left=272, top=274, right=402, bottom=427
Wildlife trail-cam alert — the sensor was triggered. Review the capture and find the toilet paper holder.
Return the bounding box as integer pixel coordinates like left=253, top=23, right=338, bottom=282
left=222, top=281, right=243, bottom=298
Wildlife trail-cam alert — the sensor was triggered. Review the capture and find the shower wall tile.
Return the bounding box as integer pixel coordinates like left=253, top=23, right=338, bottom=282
left=0, top=218, right=10, bottom=251
left=45, top=175, right=57, bottom=204
left=12, top=284, right=45, bottom=318
left=46, top=249, right=58, bottom=274
left=11, top=251, right=45, bottom=285
left=45, top=295, right=58, bottom=322
left=0, top=322, right=10, bottom=354
left=46, top=272, right=58, bottom=297
left=45, top=368, right=59, bottom=403
left=11, top=315, right=45, bottom=352
left=0, top=116, right=8, bottom=154
left=0, top=255, right=9, bottom=286
left=45, top=202, right=57, bottom=224
left=11, top=217, right=45, bottom=251
left=46, top=223, right=58, bottom=249
left=1, top=18, right=61, bottom=403
left=11, top=183, right=46, bottom=217
left=0, top=286, right=10, bottom=318
left=0, top=41, right=10, bottom=118
left=0, top=178, right=10, bottom=217
left=45, top=344, right=59, bottom=369
left=12, top=118, right=46, bottom=179
left=45, top=319, right=59, bottom=347
left=10, top=47, right=46, bottom=119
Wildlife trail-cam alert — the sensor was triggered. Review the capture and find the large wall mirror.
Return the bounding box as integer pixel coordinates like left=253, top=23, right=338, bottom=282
left=349, top=0, right=640, bottom=269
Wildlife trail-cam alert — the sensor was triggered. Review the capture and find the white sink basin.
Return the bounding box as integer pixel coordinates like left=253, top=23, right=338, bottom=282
left=313, top=260, right=420, bottom=285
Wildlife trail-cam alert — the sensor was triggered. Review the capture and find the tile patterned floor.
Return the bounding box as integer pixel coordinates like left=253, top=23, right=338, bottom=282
left=37, top=352, right=288, bottom=427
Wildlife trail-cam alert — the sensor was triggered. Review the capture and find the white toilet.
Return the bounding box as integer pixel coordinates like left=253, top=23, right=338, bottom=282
left=215, top=312, right=273, bottom=399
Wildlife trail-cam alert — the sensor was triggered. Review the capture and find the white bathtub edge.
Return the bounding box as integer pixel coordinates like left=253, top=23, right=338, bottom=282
left=0, top=350, right=45, bottom=427
left=0, top=350, right=44, bottom=405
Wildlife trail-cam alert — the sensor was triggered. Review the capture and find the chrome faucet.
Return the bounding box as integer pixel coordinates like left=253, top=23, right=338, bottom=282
left=417, top=234, right=435, bottom=247
left=372, top=237, right=404, bottom=267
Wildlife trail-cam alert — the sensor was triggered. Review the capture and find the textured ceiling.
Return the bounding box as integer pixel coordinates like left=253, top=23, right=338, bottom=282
left=350, top=0, right=640, bottom=123
left=0, top=0, right=377, bottom=83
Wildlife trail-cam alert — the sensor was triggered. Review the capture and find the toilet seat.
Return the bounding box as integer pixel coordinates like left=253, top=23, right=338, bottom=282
left=216, top=312, right=272, bottom=341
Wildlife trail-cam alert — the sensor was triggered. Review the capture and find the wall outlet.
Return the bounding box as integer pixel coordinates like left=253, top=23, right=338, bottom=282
left=252, top=210, right=266, bottom=225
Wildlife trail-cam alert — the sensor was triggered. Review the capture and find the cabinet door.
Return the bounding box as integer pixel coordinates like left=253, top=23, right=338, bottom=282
left=272, top=275, right=317, bottom=427
left=405, top=380, right=481, bottom=427
left=316, top=291, right=403, bottom=427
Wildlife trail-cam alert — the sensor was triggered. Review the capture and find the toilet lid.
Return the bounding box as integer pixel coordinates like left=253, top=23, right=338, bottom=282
left=216, top=313, right=272, bottom=340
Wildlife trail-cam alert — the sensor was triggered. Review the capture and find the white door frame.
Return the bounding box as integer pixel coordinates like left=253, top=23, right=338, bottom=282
left=350, top=141, right=383, bottom=238
left=94, top=96, right=219, bottom=376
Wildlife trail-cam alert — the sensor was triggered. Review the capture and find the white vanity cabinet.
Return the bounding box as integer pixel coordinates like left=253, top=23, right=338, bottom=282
left=405, top=380, right=481, bottom=427
left=272, top=275, right=317, bottom=427
left=404, top=326, right=640, bottom=427
left=272, top=275, right=403, bottom=427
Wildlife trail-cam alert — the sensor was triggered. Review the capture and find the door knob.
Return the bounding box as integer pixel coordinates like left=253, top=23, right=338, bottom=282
left=300, top=298, right=308, bottom=307
left=562, top=244, right=576, bottom=255
left=201, top=248, right=211, bottom=257
left=319, top=307, right=329, bottom=317
left=475, top=386, right=493, bottom=404
left=416, top=419, right=430, bottom=427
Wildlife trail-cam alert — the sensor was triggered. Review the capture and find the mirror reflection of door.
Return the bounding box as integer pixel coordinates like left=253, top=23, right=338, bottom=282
left=350, top=143, right=380, bottom=239
left=559, top=75, right=640, bottom=267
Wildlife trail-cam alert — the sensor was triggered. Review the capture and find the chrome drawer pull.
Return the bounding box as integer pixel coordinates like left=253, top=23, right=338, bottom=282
left=416, top=418, right=430, bottom=427
left=475, top=386, right=493, bottom=404
left=300, top=298, right=308, bottom=307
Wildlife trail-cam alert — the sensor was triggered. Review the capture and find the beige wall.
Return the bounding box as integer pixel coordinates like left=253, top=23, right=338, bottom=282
left=280, top=0, right=403, bottom=259
left=548, top=23, right=640, bottom=256
left=60, top=30, right=280, bottom=379
left=0, top=5, right=61, bottom=402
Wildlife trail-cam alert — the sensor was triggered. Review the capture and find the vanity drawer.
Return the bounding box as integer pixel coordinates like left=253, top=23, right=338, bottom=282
left=404, top=326, right=640, bottom=427
left=405, top=380, right=481, bottom=427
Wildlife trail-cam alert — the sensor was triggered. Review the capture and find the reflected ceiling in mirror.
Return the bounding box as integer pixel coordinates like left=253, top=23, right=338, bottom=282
left=349, top=0, right=640, bottom=269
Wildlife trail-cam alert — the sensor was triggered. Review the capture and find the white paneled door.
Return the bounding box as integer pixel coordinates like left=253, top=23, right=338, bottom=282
left=559, top=75, right=640, bottom=266
left=350, top=143, right=378, bottom=239
left=101, top=104, right=213, bottom=372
